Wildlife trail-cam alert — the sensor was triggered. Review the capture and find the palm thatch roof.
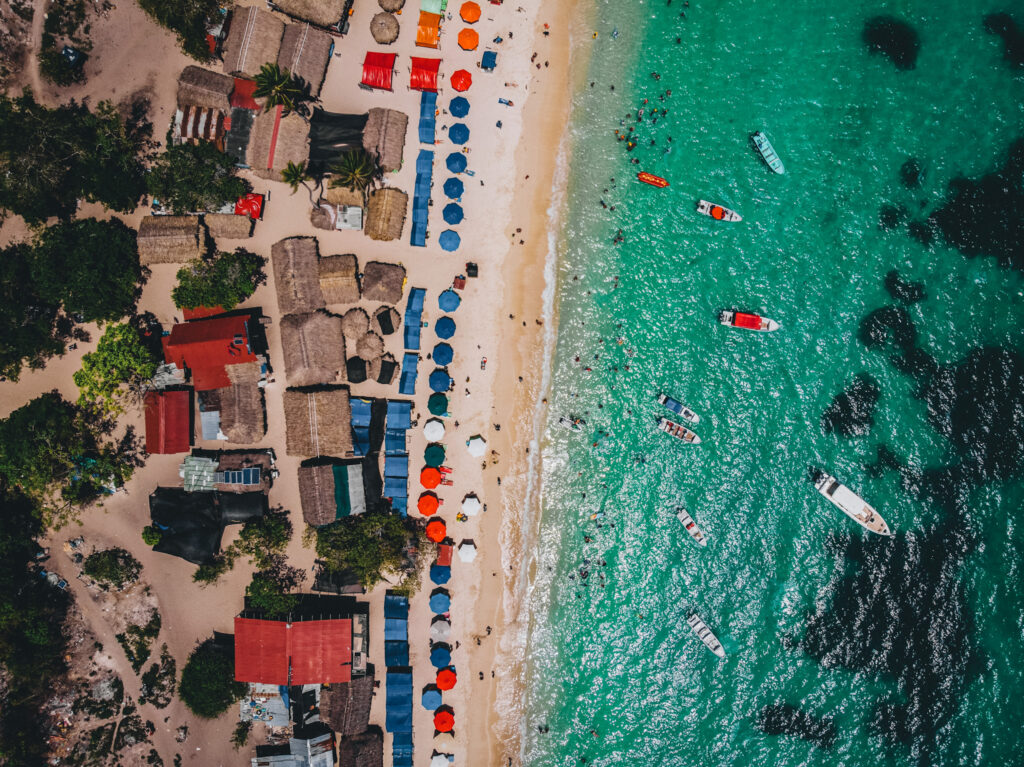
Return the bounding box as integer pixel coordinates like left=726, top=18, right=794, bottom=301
left=204, top=213, right=253, bottom=240
left=362, top=108, right=408, bottom=173
left=283, top=387, right=352, bottom=457
left=177, top=66, right=235, bottom=112
left=364, top=188, right=408, bottom=242
left=248, top=107, right=310, bottom=181
left=378, top=0, right=405, bottom=10
left=271, top=0, right=347, bottom=28
left=319, top=254, right=360, bottom=304
left=217, top=382, right=266, bottom=444
left=272, top=237, right=326, bottom=315
left=321, top=670, right=376, bottom=735
left=361, top=261, right=406, bottom=304
left=226, top=361, right=265, bottom=386
left=370, top=12, right=400, bottom=44
left=354, top=332, right=384, bottom=360
left=341, top=307, right=370, bottom=340
left=368, top=352, right=397, bottom=384
left=298, top=464, right=338, bottom=526
left=137, top=216, right=205, bottom=265
left=222, top=6, right=285, bottom=78
left=278, top=23, right=333, bottom=97
left=337, top=729, right=384, bottom=767
left=323, top=185, right=364, bottom=207
left=374, top=305, right=400, bottom=335
left=280, top=311, right=346, bottom=386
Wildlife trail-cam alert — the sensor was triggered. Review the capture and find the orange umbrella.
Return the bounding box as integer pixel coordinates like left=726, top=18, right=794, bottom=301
left=436, top=667, right=457, bottom=690
left=418, top=492, right=440, bottom=516
left=458, top=28, right=479, bottom=51
left=434, top=709, right=455, bottom=732
left=460, top=1, right=481, bottom=23
left=420, top=467, right=441, bottom=489
left=450, top=69, right=472, bottom=92
left=426, top=518, right=447, bottom=542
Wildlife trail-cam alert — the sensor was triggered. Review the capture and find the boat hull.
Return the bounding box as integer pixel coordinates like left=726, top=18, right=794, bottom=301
left=657, top=394, right=700, bottom=424
left=752, top=131, right=785, bottom=174
left=718, top=310, right=780, bottom=332
left=697, top=200, right=742, bottom=222
left=687, top=613, right=725, bottom=658
left=676, top=507, right=708, bottom=546
left=657, top=417, right=701, bottom=444
left=813, top=472, right=891, bottom=536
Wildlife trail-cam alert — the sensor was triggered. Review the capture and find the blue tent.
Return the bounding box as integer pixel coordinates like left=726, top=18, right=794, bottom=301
left=439, top=230, right=461, bottom=251
left=449, top=123, right=470, bottom=145
left=443, top=177, right=464, bottom=199
left=386, top=670, right=414, bottom=733
left=429, top=589, right=451, bottom=612
left=385, top=429, right=407, bottom=455
left=386, top=400, right=412, bottom=430
left=430, top=645, right=452, bottom=668
left=404, top=288, right=426, bottom=349
left=385, top=593, right=409, bottom=618
left=422, top=688, right=443, bottom=709
left=430, top=564, right=451, bottom=584
left=419, top=91, right=438, bottom=144
left=385, top=639, right=409, bottom=666
left=449, top=96, right=470, bottom=117
left=429, top=369, right=453, bottom=393
left=384, top=454, right=409, bottom=478
left=481, top=50, right=497, bottom=70
left=446, top=152, right=467, bottom=173
left=399, top=352, right=419, bottom=395
left=384, top=618, right=408, bottom=641
left=432, top=342, right=453, bottom=366
left=438, top=289, right=461, bottom=311
left=442, top=203, right=463, bottom=225
left=435, top=316, right=456, bottom=339
left=384, top=476, right=408, bottom=498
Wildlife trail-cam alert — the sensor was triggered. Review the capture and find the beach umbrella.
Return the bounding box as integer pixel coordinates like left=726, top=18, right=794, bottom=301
left=418, top=492, right=440, bottom=515
left=438, top=289, right=462, bottom=311
left=446, top=152, right=468, bottom=172
left=461, top=494, right=481, bottom=516
left=430, top=619, right=451, bottom=641
left=442, top=203, right=464, bottom=225
left=435, top=316, right=456, bottom=339
left=443, top=177, right=464, bottom=199
left=430, top=564, right=451, bottom=584
left=458, top=28, right=479, bottom=50
left=451, top=69, right=472, bottom=91
left=424, top=418, right=446, bottom=441
left=439, top=230, right=461, bottom=252
left=467, top=435, right=486, bottom=457
left=379, top=0, right=405, bottom=10
left=431, top=755, right=451, bottom=767
left=449, top=123, right=470, bottom=144
left=460, top=1, right=480, bottom=22
left=458, top=540, right=478, bottom=562
left=430, top=644, right=452, bottom=667
left=436, top=667, right=457, bottom=690
left=424, top=443, right=446, bottom=466
left=422, top=688, right=443, bottom=710
left=429, top=590, right=451, bottom=613
left=428, top=393, right=449, bottom=416
left=449, top=96, right=470, bottom=118
left=420, top=467, right=442, bottom=489
left=426, top=518, right=447, bottom=542
left=432, top=342, right=454, bottom=366
left=434, top=707, right=455, bottom=733
left=370, top=12, right=400, bottom=44
left=429, top=368, right=453, bottom=392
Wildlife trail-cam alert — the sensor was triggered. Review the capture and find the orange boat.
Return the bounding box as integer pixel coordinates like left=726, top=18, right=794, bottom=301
left=637, top=172, right=669, bottom=188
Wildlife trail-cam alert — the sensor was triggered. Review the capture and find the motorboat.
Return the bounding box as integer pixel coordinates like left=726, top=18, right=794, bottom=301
left=637, top=171, right=669, bottom=188
left=752, top=131, right=785, bottom=174
left=719, top=310, right=780, bottom=332
left=687, top=613, right=725, bottom=658
left=558, top=416, right=586, bottom=432
left=675, top=507, right=707, bottom=547
left=813, top=471, right=891, bottom=536
left=657, top=417, right=701, bottom=444
left=697, top=200, right=742, bottom=222
left=658, top=394, right=699, bottom=424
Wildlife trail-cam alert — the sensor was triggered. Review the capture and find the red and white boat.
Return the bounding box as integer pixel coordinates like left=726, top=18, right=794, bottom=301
left=719, top=310, right=779, bottom=332
left=637, top=172, right=669, bottom=188
left=697, top=200, right=741, bottom=222
left=657, top=417, right=701, bottom=444
left=675, top=507, right=707, bottom=546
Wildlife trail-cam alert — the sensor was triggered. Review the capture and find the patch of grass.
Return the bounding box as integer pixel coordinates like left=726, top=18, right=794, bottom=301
left=115, top=611, right=161, bottom=673
left=139, top=645, right=177, bottom=709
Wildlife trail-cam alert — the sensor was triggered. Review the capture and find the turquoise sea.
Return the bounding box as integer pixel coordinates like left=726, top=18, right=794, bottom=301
left=522, top=2, right=1024, bottom=766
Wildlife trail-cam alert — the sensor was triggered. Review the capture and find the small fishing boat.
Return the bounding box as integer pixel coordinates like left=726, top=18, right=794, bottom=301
left=637, top=171, right=669, bottom=188
left=696, top=200, right=742, bottom=222
left=687, top=613, right=725, bottom=658
left=751, top=131, right=785, bottom=174
left=657, top=394, right=700, bottom=424
left=657, top=417, right=701, bottom=444
left=813, top=471, right=892, bottom=536
left=675, top=507, right=707, bottom=547
left=719, top=310, right=780, bottom=332
left=558, top=416, right=586, bottom=432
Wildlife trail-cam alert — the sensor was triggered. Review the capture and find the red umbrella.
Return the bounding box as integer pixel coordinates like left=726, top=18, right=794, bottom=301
left=426, top=519, right=447, bottom=542
left=434, top=709, right=455, bottom=732
left=418, top=493, right=440, bottom=516
left=436, top=667, right=457, bottom=690
left=450, top=69, right=472, bottom=92
left=420, top=467, right=441, bottom=489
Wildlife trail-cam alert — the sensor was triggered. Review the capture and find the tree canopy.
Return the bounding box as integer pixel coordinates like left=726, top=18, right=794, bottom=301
left=172, top=249, right=266, bottom=311
left=146, top=142, right=249, bottom=215
left=179, top=638, right=247, bottom=719
left=137, top=0, right=222, bottom=61
left=254, top=63, right=313, bottom=116
left=0, top=243, right=69, bottom=381
left=314, top=511, right=423, bottom=589
left=83, top=548, right=143, bottom=589
left=329, top=149, right=379, bottom=195
left=74, top=322, right=159, bottom=412
left=246, top=564, right=302, bottom=618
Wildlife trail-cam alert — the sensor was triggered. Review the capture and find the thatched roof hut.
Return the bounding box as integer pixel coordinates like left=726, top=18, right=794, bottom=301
left=218, top=382, right=266, bottom=444
left=319, top=254, right=360, bottom=304
left=272, top=0, right=347, bottom=28
left=278, top=23, right=333, bottom=97
left=222, top=6, right=285, bottom=78
left=204, top=213, right=253, bottom=240
left=337, top=729, right=384, bottom=767
left=374, top=305, right=400, bottom=335
left=177, top=66, right=235, bottom=112
left=364, top=187, right=408, bottom=242
left=272, top=237, right=326, bottom=315
left=323, top=185, right=364, bottom=207
left=226, top=361, right=265, bottom=386
left=355, top=332, right=384, bottom=360
left=298, top=464, right=338, bottom=526
left=341, top=308, right=370, bottom=340
left=284, top=388, right=352, bottom=457
left=248, top=107, right=310, bottom=181
left=361, top=261, right=406, bottom=304
left=362, top=108, right=408, bottom=173
left=368, top=353, right=397, bottom=384
left=138, top=216, right=204, bottom=265
left=280, top=311, right=346, bottom=387
left=370, top=12, right=400, bottom=44
left=321, top=671, right=376, bottom=735
left=378, top=0, right=404, bottom=10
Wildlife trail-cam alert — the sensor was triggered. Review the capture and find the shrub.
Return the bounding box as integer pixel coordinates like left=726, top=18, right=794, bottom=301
left=179, top=639, right=246, bottom=719
left=82, top=548, right=141, bottom=589
left=141, top=526, right=162, bottom=546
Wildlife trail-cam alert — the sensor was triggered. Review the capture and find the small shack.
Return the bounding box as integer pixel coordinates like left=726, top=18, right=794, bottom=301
left=318, top=254, right=360, bottom=304
left=362, top=108, right=408, bottom=173
left=203, top=213, right=253, bottom=240
left=278, top=23, right=334, bottom=97
left=222, top=6, right=285, bottom=78
left=271, top=0, right=350, bottom=30
left=361, top=261, right=406, bottom=304
left=137, top=216, right=204, bottom=265
left=248, top=106, right=311, bottom=182
left=364, top=188, right=408, bottom=242
left=177, top=66, right=235, bottom=112
left=336, top=729, right=384, bottom=767
left=298, top=461, right=367, bottom=526
left=144, top=390, right=193, bottom=454
left=280, top=311, right=346, bottom=386
left=272, top=237, right=326, bottom=315
left=320, top=673, right=376, bottom=735
left=216, top=381, right=266, bottom=444
left=284, top=388, right=353, bottom=457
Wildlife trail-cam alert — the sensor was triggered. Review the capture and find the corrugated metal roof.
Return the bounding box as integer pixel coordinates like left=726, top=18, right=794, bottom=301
left=144, top=390, right=192, bottom=454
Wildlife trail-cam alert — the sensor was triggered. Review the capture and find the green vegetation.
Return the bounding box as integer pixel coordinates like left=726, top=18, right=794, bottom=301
left=73, top=323, right=160, bottom=412
left=38, top=0, right=97, bottom=86
left=245, top=558, right=304, bottom=617
left=231, top=720, right=252, bottom=750
left=193, top=508, right=293, bottom=585
left=172, top=249, right=266, bottom=311
left=0, top=90, right=150, bottom=224
left=142, top=525, right=163, bottom=546
left=254, top=62, right=313, bottom=116
left=315, top=510, right=425, bottom=590
left=329, top=149, right=380, bottom=196
left=82, top=547, right=142, bottom=589
left=139, top=644, right=177, bottom=708
left=282, top=161, right=310, bottom=193
left=115, top=609, right=161, bottom=673
left=137, top=0, right=221, bottom=61
left=74, top=674, right=124, bottom=720
left=113, top=709, right=148, bottom=750
left=179, top=638, right=246, bottom=719
left=0, top=243, right=70, bottom=381
left=146, top=142, right=249, bottom=215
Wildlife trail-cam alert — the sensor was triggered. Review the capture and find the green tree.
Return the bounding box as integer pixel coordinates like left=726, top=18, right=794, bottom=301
left=282, top=161, right=309, bottom=194
left=137, top=0, right=221, bottom=61
left=231, top=720, right=252, bottom=750
left=146, top=142, right=249, bottom=215
left=31, top=218, right=142, bottom=323
left=142, top=526, right=163, bottom=546
left=315, top=510, right=423, bottom=590
left=253, top=62, right=312, bottom=116
left=329, top=149, right=380, bottom=197
left=171, top=249, right=266, bottom=311
left=0, top=243, right=68, bottom=381
left=193, top=509, right=292, bottom=585
left=245, top=563, right=302, bottom=618
left=179, top=638, right=246, bottom=719
left=82, top=548, right=142, bottom=589
left=74, top=323, right=159, bottom=412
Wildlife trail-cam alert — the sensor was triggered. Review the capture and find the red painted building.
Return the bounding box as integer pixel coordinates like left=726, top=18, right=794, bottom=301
left=143, top=390, right=192, bottom=454
left=234, top=615, right=354, bottom=685
left=162, top=315, right=259, bottom=391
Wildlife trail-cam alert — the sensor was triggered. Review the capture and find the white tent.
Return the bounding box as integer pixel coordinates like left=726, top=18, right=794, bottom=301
left=424, top=418, right=446, bottom=442
left=430, top=756, right=452, bottom=767
left=458, top=540, right=477, bottom=562
left=461, top=494, right=481, bottom=516
left=466, top=435, right=486, bottom=457
left=430, top=620, right=452, bottom=641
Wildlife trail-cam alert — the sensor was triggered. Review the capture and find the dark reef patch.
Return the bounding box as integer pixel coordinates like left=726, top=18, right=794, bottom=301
left=907, top=220, right=934, bottom=247
left=755, top=703, right=837, bottom=749
left=821, top=373, right=880, bottom=437
left=859, top=306, right=916, bottom=350
left=884, top=269, right=926, bottom=304
left=900, top=158, right=923, bottom=189
left=863, top=16, right=921, bottom=70
left=879, top=204, right=907, bottom=230
left=985, top=13, right=1024, bottom=68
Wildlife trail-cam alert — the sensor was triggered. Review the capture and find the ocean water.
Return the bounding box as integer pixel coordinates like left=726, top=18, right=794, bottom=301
left=521, top=2, right=1024, bottom=766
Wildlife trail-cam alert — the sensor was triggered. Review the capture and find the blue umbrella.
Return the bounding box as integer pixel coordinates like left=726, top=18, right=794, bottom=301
left=432, top=342, right=454, bottom=366
left=430, top=644, right=452, bottom=668
left=446, top=152, right=467, bottom=173
left=449, top=123, right=470, bottom=145
left=435, top=316, right=456, bottom=339
left=429, top=369, right=453, bottom=392
left=443, top=203, right=464, bottom=225
left=429, top=590, right=451, bottom=613
left=430, top=564, right=451, bottom=584
left=450, top=96, right=470, bottom=117
left=438, top=289, right=461, bottom=312
left=443, top=177, right=464, bottom=199
left=439, top=230, right=461, bottom=252
left=422, top=688, right=443, bottom=710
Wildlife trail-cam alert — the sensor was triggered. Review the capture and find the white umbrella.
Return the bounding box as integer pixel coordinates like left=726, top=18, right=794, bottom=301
left=461, top=494, right=482, bottom=516
left=458, top=540, right=477, bottom=562
left=424, top=418, right=445, bottom=442
left=430, top=620, right=452, bottom=641
left=467, top=435, right=486, bottom=457
left=430, top=756, right=451, bottom=767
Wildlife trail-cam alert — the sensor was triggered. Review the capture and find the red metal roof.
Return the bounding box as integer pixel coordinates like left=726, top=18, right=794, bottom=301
left=234, top=616, right=352, bottom=685
left=181, top=305, right=226, bottom=320
left=436, top=544, right=453, bottom=567
left=163, top=315, right=258, bottom=391
left=143, top=390, right=192, bottom=454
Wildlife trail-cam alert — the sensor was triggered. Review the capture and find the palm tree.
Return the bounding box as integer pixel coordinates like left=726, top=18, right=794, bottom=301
left=254, top=63, right=309, bottom=115
left=328, top=149, right=380, bottom=199
left=281, top=160, right=319, bottom=205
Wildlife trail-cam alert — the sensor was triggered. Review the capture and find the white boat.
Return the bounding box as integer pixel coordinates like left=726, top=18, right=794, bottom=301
left=813, top=471, right=891, bottom=536
left=687, top=613, right=725, bottom=658
left=719, top=310, right=780, bottom=332
left=696, top=200, right=742, bottom=222
left=558, top=416, right=585, bottom=432
left=752, top=131, right=785, bottom=174
left=675, top=507, right=707, bottom=547
left=658, top=394, right=700, bottom=424
left=657, top=417, right=701, bottom=444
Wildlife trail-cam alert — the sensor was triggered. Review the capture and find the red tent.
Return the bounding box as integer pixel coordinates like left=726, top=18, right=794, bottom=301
left=450, top=69, right=472, bottom=91
left=426, top=519, right=447, bottom=542
left=434, top=709, right=455, bottom=732
left=436, top=667, right=457, bottom=690
left=231, top=77, right=260, bottom=110
left=144, top=390, right=192, bottom=454
left=410, top=57, right=441, bottom=92
left=362, top=52, right=397, bottom=90
left=418, top=492, right=440, bottom=516
left=436, top=543, right=453, bottom=566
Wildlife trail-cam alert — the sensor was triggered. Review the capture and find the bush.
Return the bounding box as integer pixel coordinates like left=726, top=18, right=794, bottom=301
left=73, top=323, right=159, bottom=412
left=82, top=548, right=141, bottom=589
left=231, top=720, right=251, bottom=750
left=172, top=249, right=266, bottom=311
left=141, top=526, right=162, bottom=546
left=179, top=639, right=246, bottom=719
left=146, top=142, right=249, bottom=214
left=38, top=48, right=86, bottom=86
left=115, top=610, right=161, bottom=673
left=315, top=511, right=424, bottom=590
left=137, top=0, right=221, bottom=61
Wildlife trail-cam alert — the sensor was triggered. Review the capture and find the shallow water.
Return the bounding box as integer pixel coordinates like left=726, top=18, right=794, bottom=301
left=522, top=2, right=1024, bottom=766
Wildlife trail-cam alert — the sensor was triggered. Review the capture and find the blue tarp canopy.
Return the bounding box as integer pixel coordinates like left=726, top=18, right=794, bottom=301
left=443, top=177, right=464, bottom=199
left=385, top=639, right=409, bottom=666
left=422, top=688, right=443, bottom=709
left=449, top=123, right=470, bottom=144
left=449, top=96, right=470, bottom=117
left=386, top=670, right=413, bottom=732
left=435, top=316, right=456, bottom=339
left=415, top=150, right=433, bottom=174
left=393, top=732, right=413, bottom=762
left=351, top=398, right=373, bottom=426
left=404, top=288, right=426, bottom=349
left=442, top=203, right=463, bottom=225
left=429, top=369, right=453, bottom=393
left=411, top=151, right=434, bottom=247
left=384, top=454, right=409, bottom=477
left=385, top=593, right=409, bottom=618
left=387, top=400, right=412, bottom=429
left=429, top=589, right=451, bottom=613
left=439, top=230, right=461, bottom=251
left=481, top=50, right=497, bottom=70
left=432, top=342, right=453, bottom=366
left=385, top=429, right=407, bottom=455
left=384, top=618, right=408, bottom=641
left=419, top=91, right=438, bottom=144
left=384, top=476, right=408, bottom=498
left=429, top=645, right=452, bottom=668
left=430, top=564, right=451, bottom=584
left=392, top=496, right=407, bottom=514
left=438, top=289, right=461, bottom=311
left=399, top=352, right=419, bottom=395
left=351, top=399, right=372, bottom=456
left=446, top=152, right=467, bottom=173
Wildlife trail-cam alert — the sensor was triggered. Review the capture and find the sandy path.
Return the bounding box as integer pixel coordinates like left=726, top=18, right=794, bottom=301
left=26, top=0, right=44, bottom=95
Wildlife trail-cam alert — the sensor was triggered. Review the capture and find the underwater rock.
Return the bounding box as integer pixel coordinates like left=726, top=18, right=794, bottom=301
left=884, top=270, right=926, bottom=303
left=900, top=158, right=923, bottom=189
left=821, top=373, right=880, bottom=437
left=907, top=220, right=935, bottom=246
left=878, top=204, right=907, bottom=230
left=859, top=306, right=916, bottom=350
left=984, top=13, right=1024, bottom=68
left=756, top=703, right=837, bottom=749
left=863, top=16, right=921, bottom=70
